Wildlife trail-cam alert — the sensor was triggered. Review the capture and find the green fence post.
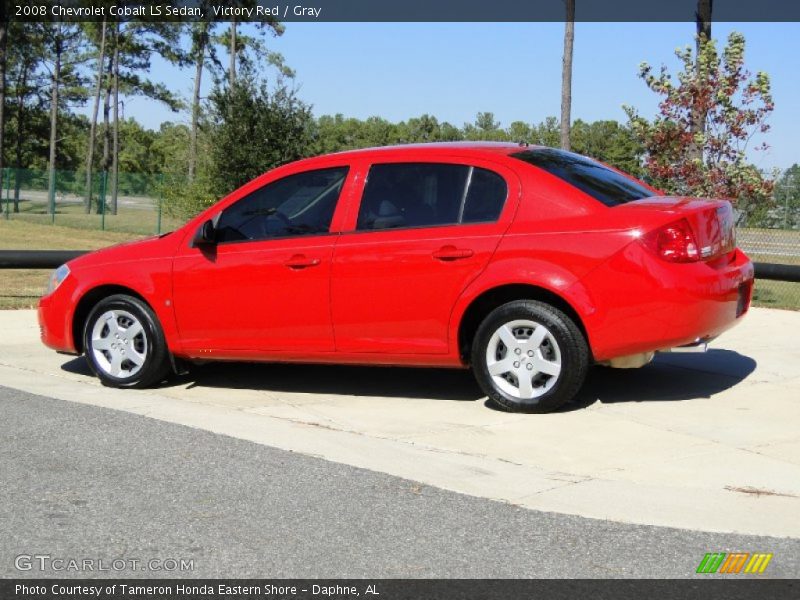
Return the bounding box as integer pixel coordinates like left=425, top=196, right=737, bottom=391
left=50, top=169, right=56, bottom=225
left=100, top=171, right=107, bottom=231
left=3, top=168, right=8, bottom=220
left=157, top=173, right=164, bottom=235
left=5, top=168, right=11, bottom=219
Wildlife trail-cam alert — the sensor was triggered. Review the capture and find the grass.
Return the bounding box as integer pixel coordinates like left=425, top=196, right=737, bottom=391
left=751, top=280, right=800, bottom=311
left=0, top=220, right=145, bottom=309
left=2, top=197, right=185, bottom=235
left=1, top=219, right=798, bottom=310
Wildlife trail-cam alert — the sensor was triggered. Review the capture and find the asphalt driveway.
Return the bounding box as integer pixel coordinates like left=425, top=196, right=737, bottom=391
left=2, top=386, right=798, bottom=578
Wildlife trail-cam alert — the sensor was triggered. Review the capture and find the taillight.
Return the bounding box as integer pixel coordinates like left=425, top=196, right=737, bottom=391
left=641, top=219, right=700, bottom=263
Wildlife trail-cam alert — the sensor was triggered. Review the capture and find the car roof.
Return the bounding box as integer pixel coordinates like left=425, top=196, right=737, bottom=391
left=304, top=141, right=544, bottom=163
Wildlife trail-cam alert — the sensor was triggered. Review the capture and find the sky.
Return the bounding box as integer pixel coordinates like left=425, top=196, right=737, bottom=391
left=114, top=21, right=800, bottom=171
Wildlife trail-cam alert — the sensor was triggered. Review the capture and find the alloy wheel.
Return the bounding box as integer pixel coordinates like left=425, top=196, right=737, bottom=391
left=90, top=309, right=148, bottom=378
left=485, top=319, right=562, bottom=400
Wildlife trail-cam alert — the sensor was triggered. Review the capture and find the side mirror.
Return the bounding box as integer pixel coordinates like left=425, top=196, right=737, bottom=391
left=192, top=219, right=217, bottom=246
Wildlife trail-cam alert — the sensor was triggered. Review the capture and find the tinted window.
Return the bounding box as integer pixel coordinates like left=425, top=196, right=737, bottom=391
left=216, top=167, right=348, bottom=243
left=462, top=168, right=507, bottom=223
left=511, top=148, right=653, bottom=207
left=357, top=163, right=507, bottom=231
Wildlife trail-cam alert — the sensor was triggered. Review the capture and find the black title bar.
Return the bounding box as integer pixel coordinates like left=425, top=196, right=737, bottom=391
left=5, top=0, right=800, bottom=23
left=3, top=579, right=799, bottom=600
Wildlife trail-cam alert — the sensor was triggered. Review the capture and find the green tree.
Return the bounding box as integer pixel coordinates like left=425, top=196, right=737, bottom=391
left=625, top=32, right=774, bottom=217
left=530, top=116, right=560, bottom=147
left=463, top=112, right=508, bottom=141
left=4, top=22, right=49, bottom=211
left=571, top=120, right=645, bottom=177
left=43, top=21, right=89, bottom=214
left=0, top=17, right=7, bottom=205
left=207, top=71, right=312, bottom=196
left=151, top=122, right=192, bottom=177
left=507, top=121, right=533, bottom=143
left=164, top=66, right=312, bottom=219
left=400, top=114, right=461, bottom=143
left=82, top=19, right=107, bottom=212
left=97, top=22, right=184, bottom=214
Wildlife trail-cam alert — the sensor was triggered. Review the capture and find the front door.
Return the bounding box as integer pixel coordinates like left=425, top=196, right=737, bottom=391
left=173, top=166, right=351, bottom=354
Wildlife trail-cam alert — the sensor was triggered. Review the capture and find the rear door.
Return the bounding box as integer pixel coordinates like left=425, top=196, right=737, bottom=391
left=331, top=158, right=519, bottom=354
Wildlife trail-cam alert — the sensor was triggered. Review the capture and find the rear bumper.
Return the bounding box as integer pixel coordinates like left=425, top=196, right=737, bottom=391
left=578, top=246, right=754, bottom=361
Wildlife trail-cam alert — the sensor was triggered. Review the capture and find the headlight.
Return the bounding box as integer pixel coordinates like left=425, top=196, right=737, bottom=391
left=46, top=264, right=70, bottom=295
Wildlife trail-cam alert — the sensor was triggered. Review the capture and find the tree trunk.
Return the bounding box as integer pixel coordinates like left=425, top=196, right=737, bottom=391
left=560, top=0, right=575, bottom=151
left=13, top=67, right=24, bottom=213
left=189, top=25, right=207, bottom=182
left=47, top=24, right=62, bottom=216
left=111, top=23, right=119, bottom=215
left=99, top=53, right=112, bottom=214
left=689, top=0, right=713, bottom=162
left=85, top=19, right=106, bottom=213
left=0, top=21, right=7, bottom=211
left=229, top=20, right=236, bottom=88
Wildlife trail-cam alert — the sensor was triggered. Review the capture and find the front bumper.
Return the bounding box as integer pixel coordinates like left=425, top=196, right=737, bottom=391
left=38, top=277, right=78, bottom=354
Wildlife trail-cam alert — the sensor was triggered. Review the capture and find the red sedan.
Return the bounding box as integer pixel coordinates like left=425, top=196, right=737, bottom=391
left=38, top=143, right=753, bottom=412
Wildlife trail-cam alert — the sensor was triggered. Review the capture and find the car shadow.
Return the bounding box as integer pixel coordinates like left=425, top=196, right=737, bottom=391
left=556, top=349, right=757, bottom=412
left=60, top=348, right=755, bottom=408
left=60, top=356, right=94, bottom=376
left=178, top=362, right=485, bottom=401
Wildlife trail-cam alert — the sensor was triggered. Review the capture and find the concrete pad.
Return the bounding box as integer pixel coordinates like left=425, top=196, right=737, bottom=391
left=0, top=307, right=798, bottom=538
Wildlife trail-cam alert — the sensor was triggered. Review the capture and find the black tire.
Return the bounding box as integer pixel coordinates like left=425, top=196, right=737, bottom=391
left=83, top=294, right=170, bottom=389
left=471, top=300, right=589, bottom=413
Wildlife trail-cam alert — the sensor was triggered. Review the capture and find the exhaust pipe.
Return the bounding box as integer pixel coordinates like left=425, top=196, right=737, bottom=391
left=601, top=338, right=712, bottom=369
left=660, top=339, right=709, bottom=354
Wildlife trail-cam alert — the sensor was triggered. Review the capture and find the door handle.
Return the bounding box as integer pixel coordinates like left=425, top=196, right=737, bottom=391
left=432, top=245, right=474, bottom=261
left=285, top=254, right=321, bottom=269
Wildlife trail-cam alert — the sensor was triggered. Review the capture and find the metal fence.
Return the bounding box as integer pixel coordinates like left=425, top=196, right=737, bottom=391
left=0, top=167, right=186, bottom=235
left=736, top=176, right=800, bottom=309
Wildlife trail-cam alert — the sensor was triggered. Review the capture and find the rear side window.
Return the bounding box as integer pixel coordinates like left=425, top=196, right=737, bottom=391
left=511, top=148, right=653, bottom=207
left=462, top=168, right=507, bottom=223
left=356, top=163, right=507, bottom=231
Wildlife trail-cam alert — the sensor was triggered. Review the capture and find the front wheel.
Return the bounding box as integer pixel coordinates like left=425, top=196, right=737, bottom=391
left=83, top=294, right=170, bottom=388
left=471, top=300, right=589, bottom=413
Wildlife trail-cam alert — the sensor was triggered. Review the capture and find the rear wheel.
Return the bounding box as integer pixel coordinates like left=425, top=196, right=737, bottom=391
left=83, top=294, right=170, bottom=388
left=471, top=300, right=589, bottom=413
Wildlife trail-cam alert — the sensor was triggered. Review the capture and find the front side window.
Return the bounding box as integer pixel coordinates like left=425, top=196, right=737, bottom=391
left=215, top=167, right=348, bottom=243
left=356, top=163, right=507, bottom=231
left=511, top=148, right=654, bottom=207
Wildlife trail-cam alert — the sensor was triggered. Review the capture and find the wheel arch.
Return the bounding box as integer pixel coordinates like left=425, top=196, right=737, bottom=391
left=71, top=285, right=152, bottom=353
left=456, top=283, right=591, bottom=364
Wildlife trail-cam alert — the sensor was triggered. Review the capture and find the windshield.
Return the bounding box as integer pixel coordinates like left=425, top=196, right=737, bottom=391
left=511, top=148, right=655, bottom=207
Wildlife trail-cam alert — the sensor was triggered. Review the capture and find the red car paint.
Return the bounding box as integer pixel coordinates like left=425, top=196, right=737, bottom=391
left=38, top=143, right=753, bottom=369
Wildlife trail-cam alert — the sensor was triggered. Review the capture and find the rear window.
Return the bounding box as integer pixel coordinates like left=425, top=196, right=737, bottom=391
left=511, top=148, right=654, bottom=207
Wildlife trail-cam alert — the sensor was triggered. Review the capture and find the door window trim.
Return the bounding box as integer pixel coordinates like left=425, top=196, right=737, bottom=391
left=352, top=161, right=509, bottom=235
left=213, top=166, right=351, bottom=247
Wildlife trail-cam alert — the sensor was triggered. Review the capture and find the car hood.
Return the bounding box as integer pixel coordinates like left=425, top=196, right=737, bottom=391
left=66, top=232, right=179, bottom=270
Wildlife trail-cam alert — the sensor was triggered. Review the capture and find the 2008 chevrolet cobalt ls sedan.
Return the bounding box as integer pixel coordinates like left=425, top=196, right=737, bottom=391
left=39, top=143, right=753, bottom=412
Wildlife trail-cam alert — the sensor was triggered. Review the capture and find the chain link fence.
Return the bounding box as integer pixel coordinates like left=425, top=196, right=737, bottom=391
left=1, top=166, right=799, bottom=309
left=1, top=167, right=186, bottom=235
left=736, top=172, right=800, bottom=309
